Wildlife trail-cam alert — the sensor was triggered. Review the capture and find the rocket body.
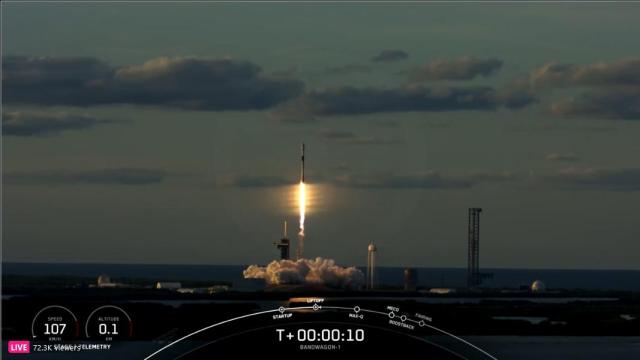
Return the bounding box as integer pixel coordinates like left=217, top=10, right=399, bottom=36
left=301, top=143, right=305, bottom=183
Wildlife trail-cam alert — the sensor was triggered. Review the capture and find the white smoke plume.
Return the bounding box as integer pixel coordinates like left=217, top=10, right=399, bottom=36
left=243, top=257, right=364, bottom=289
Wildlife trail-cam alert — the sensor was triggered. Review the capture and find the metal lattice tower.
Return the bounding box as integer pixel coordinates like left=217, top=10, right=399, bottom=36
left=274, top=220, right=290, bottom=260
left=467, top=208, right=482, bottom=288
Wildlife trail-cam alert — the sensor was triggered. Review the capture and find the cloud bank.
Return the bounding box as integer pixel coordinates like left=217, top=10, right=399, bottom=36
left=3, top=111, right=120, bottom=136
left=318, top=129, right=402, bottom=145
left=411, top=57, right=503, bottom=82
left=276, top=85, right=535, bottom=118
left=4, top=168, right=167, bottom=186
left=7, top=54, right=637, bottom=120
left=332, top=170, right=517, bottom=189
left=529, top=58, right=640, bottom=88
left=4, top=56, right=303, bottom=110
left=524, top=58, right=640, bottom=120
left=550, top=88, right=640, bottom=120
left=545, top=167, right=640, bottom=191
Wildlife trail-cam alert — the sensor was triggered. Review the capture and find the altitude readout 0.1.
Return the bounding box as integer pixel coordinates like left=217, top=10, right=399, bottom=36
left=276, top=328, right=365, bottom=342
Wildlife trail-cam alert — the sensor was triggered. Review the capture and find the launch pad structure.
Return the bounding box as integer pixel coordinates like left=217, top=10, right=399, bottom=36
left=467, top=208, right=482, bottom=288
left=274, top=221, right=290, bottom=260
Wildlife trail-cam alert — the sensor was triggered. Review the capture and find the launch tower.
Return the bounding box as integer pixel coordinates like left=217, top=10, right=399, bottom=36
left=467, top=208, right=482, bottom=288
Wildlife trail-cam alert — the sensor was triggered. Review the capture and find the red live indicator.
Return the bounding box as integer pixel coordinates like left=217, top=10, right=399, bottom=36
left=8, top=341, right=30, bottom=354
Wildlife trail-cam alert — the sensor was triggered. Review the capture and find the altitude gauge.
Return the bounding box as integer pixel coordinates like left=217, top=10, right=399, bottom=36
left=31, top=305, right=79, bottom=341
left=85, top=305, right=132, bottom=341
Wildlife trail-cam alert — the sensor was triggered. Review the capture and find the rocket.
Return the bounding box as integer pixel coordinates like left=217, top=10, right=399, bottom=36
left=300, top=143, right=305, bottom=182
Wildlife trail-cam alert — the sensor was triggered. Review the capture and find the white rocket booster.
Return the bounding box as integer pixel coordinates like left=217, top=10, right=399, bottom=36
left=301, top=143, right=305, bottom=183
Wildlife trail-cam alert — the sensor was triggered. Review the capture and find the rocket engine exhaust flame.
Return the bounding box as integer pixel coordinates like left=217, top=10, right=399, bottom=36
left=298, top=180, right=306, bottom=237
left=297, top=181, right=306, bottom=259
left=297, top=143, right=306, bottom=259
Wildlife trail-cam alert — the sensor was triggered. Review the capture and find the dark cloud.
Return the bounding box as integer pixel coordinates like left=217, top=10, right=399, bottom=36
left=371, top=50, right=409, bottom=63
left=545, top=153, right=581, bottom=162
left=3, top=56, right=304, bottom=110
left=3, top=55, right=113, bottom=88
left=324, top=64, right=372, bottom=75
left=550, top=87, right=640, bottom=120
left=219, top=174, right=294, bottom=188
left=318, top=129, right=402, bottom=145
left=277, top=85, right=536, bottom=117
left=332, top=170, right=517, bottom=189
left=498, top=88, right=539, bottom=110
left=411, top=57, right=503, bottom=81
left=545, top=167, right=640, bottom=191
left=4, top=168, right=167, bottom=186
left=519, top=58, right=640, bottom=120
left=3, top=111, right=120, bottom=136
left=4, top=56, right=114, bottom=107
left=529, top=58, right=640, bottom=88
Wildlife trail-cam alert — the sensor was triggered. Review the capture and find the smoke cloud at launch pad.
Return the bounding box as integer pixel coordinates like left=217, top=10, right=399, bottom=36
left=243, top=257, right=364, bottom=289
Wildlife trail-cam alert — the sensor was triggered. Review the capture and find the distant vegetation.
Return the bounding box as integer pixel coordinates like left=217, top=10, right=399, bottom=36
left=2, top=274, right=231, bottom=289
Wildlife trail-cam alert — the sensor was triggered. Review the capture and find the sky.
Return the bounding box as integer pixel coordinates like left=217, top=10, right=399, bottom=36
left=2, top=3, right=640, bottom=269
